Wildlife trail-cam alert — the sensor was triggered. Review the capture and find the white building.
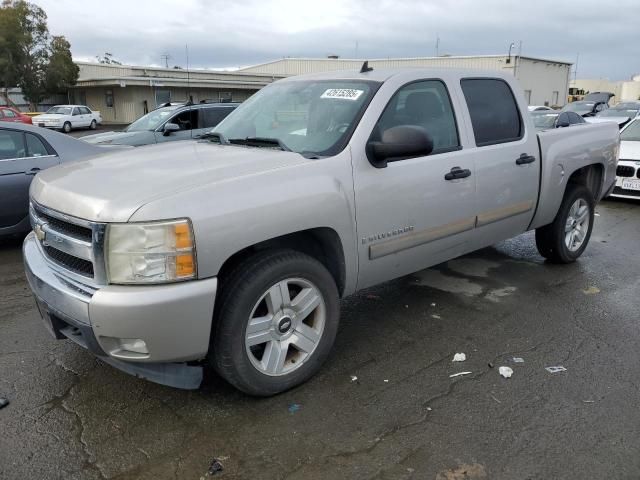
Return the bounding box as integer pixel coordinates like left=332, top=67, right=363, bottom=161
left=239, top=55, right=573, bottom=107
left=571, top=75, right=640, bottom=103
left=70, top=62, right=285, bottom=124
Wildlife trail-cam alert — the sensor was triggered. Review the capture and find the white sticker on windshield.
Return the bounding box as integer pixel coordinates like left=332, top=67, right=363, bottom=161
left=321, top=88, right=364, bottom=101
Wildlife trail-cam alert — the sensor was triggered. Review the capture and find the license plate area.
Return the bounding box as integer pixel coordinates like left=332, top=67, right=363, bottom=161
left=621, top=178, right=640, bottom=191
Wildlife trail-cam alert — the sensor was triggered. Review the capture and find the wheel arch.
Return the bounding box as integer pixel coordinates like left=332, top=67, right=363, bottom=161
left=567, top=163, right=604, bottom=200
left=216, top=227, right=347, bottom=297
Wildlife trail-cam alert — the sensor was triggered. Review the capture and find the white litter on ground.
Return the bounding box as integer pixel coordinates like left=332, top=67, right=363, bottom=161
left=383, top=379, right=389, bottom=383
left=583, top=286, right=600, bottom=295
left=431, top=314, right=441, bottom=319
left=512, top=357, right=524, bottom=363
left=350, top=375, right=358, bottom=382
left=545, top=366, right=567, bottom=373
left=499, top=366, right=513, bottom=378
left=449, top=371, right=472, bottom=378
left=452, top=353, right=466, bottom=362
left=430, top=303, right=436, bottom=307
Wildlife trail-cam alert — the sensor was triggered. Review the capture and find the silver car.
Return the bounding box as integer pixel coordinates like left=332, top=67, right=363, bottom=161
left=0, top=123, right=125, bottom=237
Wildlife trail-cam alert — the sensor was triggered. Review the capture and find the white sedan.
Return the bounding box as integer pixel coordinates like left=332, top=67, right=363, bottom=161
left=528, top=105, right=554, bottom=112
left=34, top=105, right=102, bottom=133
left=611, top=118, right=640, bottom=200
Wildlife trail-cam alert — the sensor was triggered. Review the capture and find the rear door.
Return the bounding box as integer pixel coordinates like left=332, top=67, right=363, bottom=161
left=459, top=78, right=540, bottom=249
left=354, top=78, right=478, bottom=289
left=0, top=129, right=60, bottom=229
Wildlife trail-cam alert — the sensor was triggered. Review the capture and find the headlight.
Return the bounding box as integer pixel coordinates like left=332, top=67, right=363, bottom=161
left=106, top=219, right=196, bottom=284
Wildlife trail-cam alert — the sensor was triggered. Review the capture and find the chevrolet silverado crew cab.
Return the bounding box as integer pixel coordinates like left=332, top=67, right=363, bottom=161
left=24, top=67, right=619, bottom=395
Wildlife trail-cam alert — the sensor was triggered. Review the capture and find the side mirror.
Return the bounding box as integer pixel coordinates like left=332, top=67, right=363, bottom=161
left=366, top=125, right=434, bottom=168
left=163, top=123, right=180, bottom=136
left=556, top=119, right=570, bottom=128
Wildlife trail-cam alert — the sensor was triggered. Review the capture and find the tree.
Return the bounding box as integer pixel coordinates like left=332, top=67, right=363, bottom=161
left=0, top=1, right=78, bottom=109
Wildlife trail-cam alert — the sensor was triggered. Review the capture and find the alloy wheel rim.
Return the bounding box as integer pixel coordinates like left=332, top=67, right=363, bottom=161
left=245, top=277, right=325, bottom=376
left=564, top=198, right=590, bottom=252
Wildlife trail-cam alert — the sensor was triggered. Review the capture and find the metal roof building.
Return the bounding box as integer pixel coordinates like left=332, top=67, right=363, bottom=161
left=70, top=62, right=285, bottom=124
left=239, top=55, right=573, bottom=107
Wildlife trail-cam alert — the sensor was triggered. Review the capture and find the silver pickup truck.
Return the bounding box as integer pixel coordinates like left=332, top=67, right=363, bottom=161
left=23, top=68, right=619, bottom=395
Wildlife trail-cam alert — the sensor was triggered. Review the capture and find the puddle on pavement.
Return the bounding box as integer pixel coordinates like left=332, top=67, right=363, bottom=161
left=414, top=269, right=483, bottom=296
left=485, top=286, right=517, bottom=302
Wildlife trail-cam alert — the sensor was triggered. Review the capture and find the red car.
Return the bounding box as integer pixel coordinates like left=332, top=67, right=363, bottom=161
left=0, top=106, right=32, bottom=124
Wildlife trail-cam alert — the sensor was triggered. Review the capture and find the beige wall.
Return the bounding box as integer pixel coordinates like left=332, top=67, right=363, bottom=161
left=571, top=78, right=640, bottom=103
left=74, top=86, right=256, bottom=124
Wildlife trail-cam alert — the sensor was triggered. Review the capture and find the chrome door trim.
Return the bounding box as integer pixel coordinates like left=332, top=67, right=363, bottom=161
left=476, top=200, right=534, bottom=227
left=369, top=217, right=476, bottom=260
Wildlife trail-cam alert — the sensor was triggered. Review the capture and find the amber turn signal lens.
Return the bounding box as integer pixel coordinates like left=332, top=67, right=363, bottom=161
left=174, top=223, right=192, bottom=249
left=176, top=254, right=195, bottom=277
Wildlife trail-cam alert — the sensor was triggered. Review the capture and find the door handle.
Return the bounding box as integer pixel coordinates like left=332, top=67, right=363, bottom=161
left=444, top=166, right=471, bottom=181
left=516, top=153, right=536, bottom=165
left=25, top=167, right=41, bottom=176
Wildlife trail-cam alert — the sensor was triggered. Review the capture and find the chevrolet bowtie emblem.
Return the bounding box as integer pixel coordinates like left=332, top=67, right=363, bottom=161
left=34, top=223, right=46, bottom=242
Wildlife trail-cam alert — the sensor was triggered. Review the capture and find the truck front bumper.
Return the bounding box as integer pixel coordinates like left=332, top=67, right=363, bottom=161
left=23, top=233, right=217, bottom=389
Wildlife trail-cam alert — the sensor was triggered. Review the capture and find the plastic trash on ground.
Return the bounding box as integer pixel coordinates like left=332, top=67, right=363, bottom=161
left=545, top=366, right=567, bottom=373
left=0, top=397, right=9, bottom=409
left=512, top=357, right=524, bottom=363
left=449, top=371, right=472, bottom=378
left=452, top=353, right=466, bottom=362
left=499, top=366, right=513, bottom=378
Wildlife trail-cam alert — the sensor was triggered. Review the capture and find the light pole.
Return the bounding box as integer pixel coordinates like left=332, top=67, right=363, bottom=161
left=507, top=42, right=515, bottom=64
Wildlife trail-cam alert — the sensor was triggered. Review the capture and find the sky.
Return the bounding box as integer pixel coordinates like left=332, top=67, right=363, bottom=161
left=31, top=0, right=639, bottom=80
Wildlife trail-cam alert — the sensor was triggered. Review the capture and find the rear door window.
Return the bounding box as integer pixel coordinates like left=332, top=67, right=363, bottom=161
left=0, top=130, right=26, bottom=159
left=461, top=78, right=523, bottom=146
left=201, top=107, right=235, bottom=129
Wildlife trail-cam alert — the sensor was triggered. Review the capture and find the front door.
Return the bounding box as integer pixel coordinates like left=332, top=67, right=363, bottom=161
left=154, top=109, right=199, bottom=143
left=458, top=78, right=540, bottom=249
left=0, top=130, right=59, bottom=229
left=353, top=79, right=478, bottom=289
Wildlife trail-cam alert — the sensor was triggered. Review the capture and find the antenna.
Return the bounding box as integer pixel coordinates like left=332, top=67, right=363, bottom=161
left=360, top=61, right=373, bottom=73
left=161, top=52, right=171, bottom=68
left=435, top=34, right=440, bottom=57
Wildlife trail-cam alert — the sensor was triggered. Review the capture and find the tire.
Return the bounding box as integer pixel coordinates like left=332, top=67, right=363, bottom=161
left=62, top=122, right=72, bottom=133
left=211, top=249, right=340, bottom=396
left=535, top=184, right=595, bottom=263
left=89, top=120, right=97, bottom=130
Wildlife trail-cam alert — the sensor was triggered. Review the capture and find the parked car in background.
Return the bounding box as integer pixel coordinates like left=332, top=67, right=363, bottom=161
left=35, top=105, right=102, bottom=133
left=610, top=118, right=640, bottom=200
left=0, top=123, right=126, bottom=237
left=561, top=100, right=608, bottom=117
left=81, top=102, right=239, bottom=146
left=530, top=110, right=586, bottom=131
left=23, top=67, right=619, bottom=394
left=592, top=101, right=640, bottom=129
left=528, top=105, right=554, bottom=112
left=0, top=106, right=33, bottom=124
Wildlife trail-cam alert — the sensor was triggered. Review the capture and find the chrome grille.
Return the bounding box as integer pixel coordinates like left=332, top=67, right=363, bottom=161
left=30, top=202, right=107, bottom=285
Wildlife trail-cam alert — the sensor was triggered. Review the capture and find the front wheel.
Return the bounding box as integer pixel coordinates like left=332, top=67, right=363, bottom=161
left=210, top=249, right=340, bottom=396
left=535, top=184, right=595, bottom=263
left=62, top=122, right=72, bottom=133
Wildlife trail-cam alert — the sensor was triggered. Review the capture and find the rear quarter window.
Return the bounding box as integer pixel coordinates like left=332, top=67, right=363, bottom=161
left=461, top=78, right=523, bottom=146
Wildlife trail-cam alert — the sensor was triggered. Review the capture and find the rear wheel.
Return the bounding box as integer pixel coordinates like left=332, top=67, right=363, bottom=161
left=210, top=249, right=340, bottom=396
left=62, top=122, right=72, bottom=133
left=535, top=184, right=594, bottom=263
left=89, top=120, right=97, bottom=130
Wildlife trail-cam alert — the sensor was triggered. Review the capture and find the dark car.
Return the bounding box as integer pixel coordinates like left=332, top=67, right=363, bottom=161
left=560, top=100, right=608, bottom=117
left=0, top=123, right=126, bottom=237
left=81, top=102, right=239, bottom=146
left=0, top=106, right=33, bottom=124
left=531, top=110, right=586, bottom=131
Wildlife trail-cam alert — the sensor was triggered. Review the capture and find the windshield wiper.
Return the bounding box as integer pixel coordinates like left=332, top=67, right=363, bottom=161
left=198, top=131, right=228, bottom=144
left=227, top=137, right=291, bottom=152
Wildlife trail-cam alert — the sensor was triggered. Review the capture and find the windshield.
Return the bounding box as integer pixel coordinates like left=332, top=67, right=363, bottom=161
left=47, top=106, right=72, bottom=115
left=212, top=80, right=379, bottom=156
left=531, top=112, right=558, bottom=130
left=563, top=102, right=594, bottom=113
left=126, top=106, right=181, bottom=132
left=621, top=119, right=640, bottom=141
left=597, top=107, right=639, bottom=118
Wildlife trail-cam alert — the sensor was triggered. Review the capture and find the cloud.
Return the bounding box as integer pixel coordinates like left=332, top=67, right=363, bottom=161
left=33, top=0, right=639, bottom=80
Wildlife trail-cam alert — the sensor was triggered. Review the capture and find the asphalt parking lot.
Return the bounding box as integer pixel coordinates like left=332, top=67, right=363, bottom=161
left=1, top=199, right=639, bottom=480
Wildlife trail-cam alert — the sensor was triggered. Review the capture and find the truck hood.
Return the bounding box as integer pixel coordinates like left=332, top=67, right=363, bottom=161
left=31, top=140, right=309, bottom=222
left=81, top=130, right=144, bottom=145
left=620, top=140, right=640, bottom=161
left=585, top=116, right=629, bottom=127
